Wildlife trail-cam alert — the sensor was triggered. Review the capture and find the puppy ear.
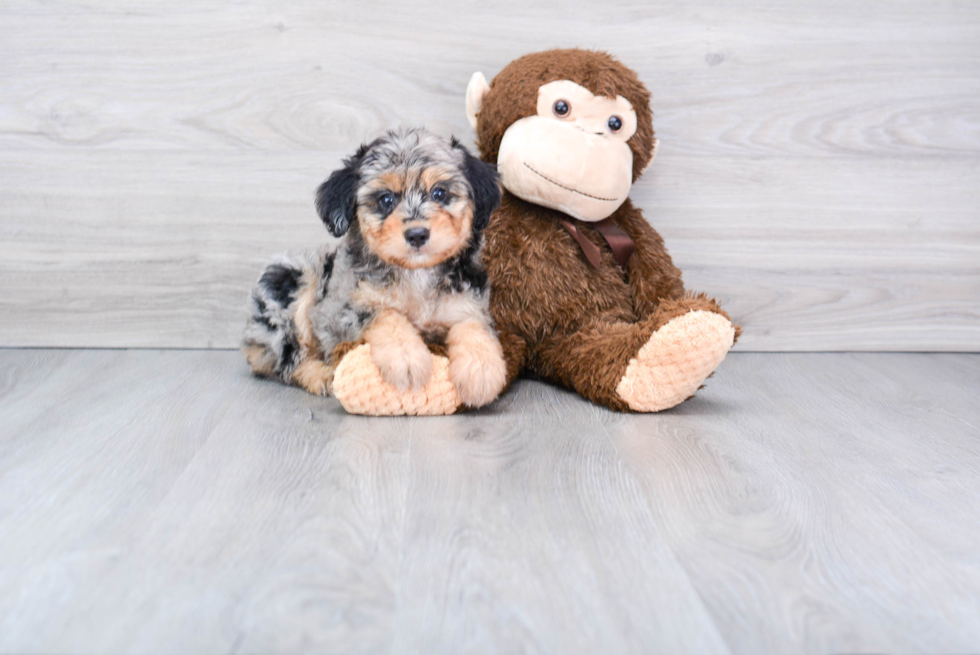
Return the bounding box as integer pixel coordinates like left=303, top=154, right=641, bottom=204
left=315, top=145, right=367, bottom=237
left=453, top=138, right=500, bottom=232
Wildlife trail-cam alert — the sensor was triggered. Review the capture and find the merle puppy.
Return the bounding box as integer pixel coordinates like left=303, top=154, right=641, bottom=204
left=243, top=128, right=505, bottom=408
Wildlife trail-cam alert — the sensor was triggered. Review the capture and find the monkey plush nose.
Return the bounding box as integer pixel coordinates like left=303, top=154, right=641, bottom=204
left=404, top=227, right=430, bottom=248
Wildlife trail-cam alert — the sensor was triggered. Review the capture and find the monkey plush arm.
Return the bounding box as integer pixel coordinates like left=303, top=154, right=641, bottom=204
left=614, top=200, right=686, bottom=315
left=486, top=284, right=530, bottom=388
left=495, top=326, right=529, bottom=388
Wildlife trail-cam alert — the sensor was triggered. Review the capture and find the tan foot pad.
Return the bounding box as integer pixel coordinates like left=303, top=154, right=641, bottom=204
left=332, top=344, right=461, bottom=416
left=616, top=310, right=735, bottom=412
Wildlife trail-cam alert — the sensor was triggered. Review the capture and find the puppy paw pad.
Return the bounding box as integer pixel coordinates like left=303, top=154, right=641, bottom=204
left=333, top=344, right=461, bottom=416
left=616, top=310, right=735, bottom=412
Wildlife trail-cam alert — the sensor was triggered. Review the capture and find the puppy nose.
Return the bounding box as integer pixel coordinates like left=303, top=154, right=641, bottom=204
left=404, top=227, right=430, bottom=248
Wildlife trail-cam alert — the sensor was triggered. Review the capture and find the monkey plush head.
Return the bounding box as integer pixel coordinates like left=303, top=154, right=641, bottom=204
left=466, top=49, right=657, bottom=222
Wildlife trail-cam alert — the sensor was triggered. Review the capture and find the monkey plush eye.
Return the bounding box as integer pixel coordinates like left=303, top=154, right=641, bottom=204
left=430, top=188, right=447, bottom=202
left=553, top=100, right=570, bottom=117
left=608, top=116, right=623, bottom=132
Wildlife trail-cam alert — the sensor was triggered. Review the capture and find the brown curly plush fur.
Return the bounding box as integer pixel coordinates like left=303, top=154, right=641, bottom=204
left=478, top=49, right=739, bottom=411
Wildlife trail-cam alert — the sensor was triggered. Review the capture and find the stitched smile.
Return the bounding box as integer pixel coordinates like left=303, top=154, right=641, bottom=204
left=523, top=162, right=618, bottom=202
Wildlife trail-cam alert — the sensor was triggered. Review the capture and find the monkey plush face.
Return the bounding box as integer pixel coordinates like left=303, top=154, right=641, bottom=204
left=496, top=80, right=637, bottom=221
left=466, top=49, right=657, bottom=223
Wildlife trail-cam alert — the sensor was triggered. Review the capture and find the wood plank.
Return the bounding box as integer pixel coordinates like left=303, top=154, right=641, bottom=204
left=0, top=150, right=976, bottom=349
left=0, top=349, right=730, bottom=654
left=0, top=2, right=976, bottom=157
left=611, top=352, right=980, bottom=653
left=1, top=350, right=979, bottom=652
left=0, top=1, right=977, bottom=350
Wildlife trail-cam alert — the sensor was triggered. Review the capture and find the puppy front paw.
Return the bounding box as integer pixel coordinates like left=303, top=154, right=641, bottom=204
left=371, top=340, right=433, bottom=390
left=290, top=359, right=334, bottom=396
left=448, top=322, right=507, bottom=408
left=362, top=309, right=433, bottom=390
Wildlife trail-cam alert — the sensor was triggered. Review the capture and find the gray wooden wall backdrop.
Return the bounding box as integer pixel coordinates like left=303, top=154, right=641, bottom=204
left=1, top=1, right=978, bottom=351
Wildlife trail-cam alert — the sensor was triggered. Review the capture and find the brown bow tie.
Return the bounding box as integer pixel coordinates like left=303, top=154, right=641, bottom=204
left=558, top=217, right=636, bottom=270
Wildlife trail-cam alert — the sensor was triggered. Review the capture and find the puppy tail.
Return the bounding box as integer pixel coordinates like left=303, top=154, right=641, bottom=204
left=242, top=249, right=334, bottom=386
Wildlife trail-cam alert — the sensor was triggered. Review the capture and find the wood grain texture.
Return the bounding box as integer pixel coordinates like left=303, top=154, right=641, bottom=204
left=0, top=1, right=978, bottom=350
left=0, top=349, right=978, bottom=654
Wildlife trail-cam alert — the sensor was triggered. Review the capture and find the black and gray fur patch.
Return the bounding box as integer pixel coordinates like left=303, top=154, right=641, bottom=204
left=276, top=331, right=299, bottom=375
left=345, top=230, right=395, bottom=286
left=259, top=263, right=301, bottom=307
left=317, top=252, right=336, bottom=299
left=438, top=240, right=489, bottom=294
left=250, top=294, right=276, bottom=331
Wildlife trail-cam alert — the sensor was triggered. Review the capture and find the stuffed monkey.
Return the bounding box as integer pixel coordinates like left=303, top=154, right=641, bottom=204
left=466, top=48, right=739, bottom=412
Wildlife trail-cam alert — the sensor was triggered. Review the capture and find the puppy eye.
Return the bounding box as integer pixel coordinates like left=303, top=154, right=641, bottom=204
left=608, top=116, right=623, bottom=132
left=553, top=100, right=570, bottom=117
left=430, top=188, right=447, bottom=202
left=378, top=193, right=395, bottom=209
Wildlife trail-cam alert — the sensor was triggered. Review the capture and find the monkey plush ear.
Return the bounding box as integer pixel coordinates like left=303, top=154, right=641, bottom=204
left=466, top=72, right=491, bottom=129
left=454, top=138, right=500, bottom=231
left=315, top=145, right=367, bottom=237
left=640, top=137, right=660, bottom=177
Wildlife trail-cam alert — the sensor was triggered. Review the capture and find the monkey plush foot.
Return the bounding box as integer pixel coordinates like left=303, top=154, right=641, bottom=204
left=332, top=344, right=462, bottom=416
left=616, top=310, right=735, bottom=412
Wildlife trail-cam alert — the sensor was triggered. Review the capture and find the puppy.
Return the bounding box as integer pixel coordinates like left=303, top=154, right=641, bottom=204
left=242, top=127, right=506, bottom=408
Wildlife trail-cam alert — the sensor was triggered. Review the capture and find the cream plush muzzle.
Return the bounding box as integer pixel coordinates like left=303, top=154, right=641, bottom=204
left=493, top=80, right=638, bottom=222
left=497, top=118, right=633, bottom=221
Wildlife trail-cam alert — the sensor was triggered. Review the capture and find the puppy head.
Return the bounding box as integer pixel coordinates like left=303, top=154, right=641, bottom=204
left=316, top=128, right=500, bottom=269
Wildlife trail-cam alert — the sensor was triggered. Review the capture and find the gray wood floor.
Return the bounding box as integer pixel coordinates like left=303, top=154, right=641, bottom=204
left=1, top=349, right=978, bottom=654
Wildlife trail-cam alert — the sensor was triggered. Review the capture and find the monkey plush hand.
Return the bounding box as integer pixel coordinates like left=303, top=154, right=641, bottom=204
left=466, top=49, right=739, bottom=412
